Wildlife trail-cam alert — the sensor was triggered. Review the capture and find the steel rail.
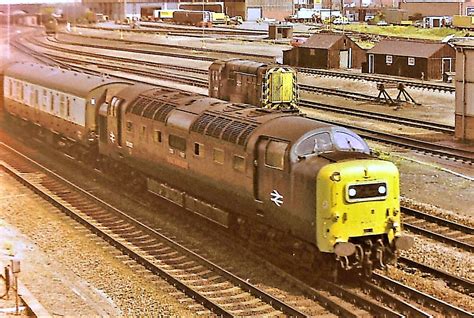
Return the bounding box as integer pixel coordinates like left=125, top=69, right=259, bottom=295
left=371, top=273, right=473, bottom=318
left=398, top=257, right=474, bottom=294
left=403, top=223, right=474, bottom=252
left=299, top=68, right=455, bottom=94
left=402, top=206, right=474, bottom=235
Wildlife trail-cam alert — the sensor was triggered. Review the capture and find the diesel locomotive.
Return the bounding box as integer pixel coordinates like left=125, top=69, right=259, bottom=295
left=2, top=62, right=413, bottom=278
left=209, top=59, right=298, bottom=110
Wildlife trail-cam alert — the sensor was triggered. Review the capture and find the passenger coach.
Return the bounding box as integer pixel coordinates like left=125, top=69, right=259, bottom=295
left=3, top=62, right=130, bottom=157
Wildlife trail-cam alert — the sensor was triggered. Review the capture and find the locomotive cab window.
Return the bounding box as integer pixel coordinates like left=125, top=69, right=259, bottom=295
left=333, top=131, right=368, bottom=153
left=265, top=140, right=288, bottom=170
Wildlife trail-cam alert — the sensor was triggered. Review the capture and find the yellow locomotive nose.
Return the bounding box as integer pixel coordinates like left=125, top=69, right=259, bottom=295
left=316, top=160, right=403, bottom=254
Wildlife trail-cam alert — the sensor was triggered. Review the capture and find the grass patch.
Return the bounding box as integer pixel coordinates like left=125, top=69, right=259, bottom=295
left=335, top=24, right=465, bottom=41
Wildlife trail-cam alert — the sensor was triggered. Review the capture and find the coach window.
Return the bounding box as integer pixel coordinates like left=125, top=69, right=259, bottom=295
left=233, top=155, right=245, bottom=172
left=34, top=90, right=39, bottom=108
left=126, top=121, right=133, bottom=132
left=153, top=130, right=162, bottom=143
left=66, top=98, right=71, bottom=117
left=194, top=143, right=204, bottom=157
left=42, top=90, right=47, bottom=109
left=50, top=93, right=55, bottom=112
left=213, top=148, right=224, bottom=165
left=59, top=95, right=66, bottom=116
left=19, top=82, right=24, bottom=100
left=8, top=80, right=13, bottom=97
left=265, top=140, right=288, bottom=170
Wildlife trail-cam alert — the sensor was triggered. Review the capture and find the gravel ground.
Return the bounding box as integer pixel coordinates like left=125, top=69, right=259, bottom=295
left=0, top=170, right=196, bottom=317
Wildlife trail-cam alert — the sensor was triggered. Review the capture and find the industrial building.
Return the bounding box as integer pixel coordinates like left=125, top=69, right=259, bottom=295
left=399, top=0, right=474, bottom=18
left=364, top=39, right=456, bottom=81
left=283, top=33, right=365, bottom=69
left=80, top=0, right=308, bottom=21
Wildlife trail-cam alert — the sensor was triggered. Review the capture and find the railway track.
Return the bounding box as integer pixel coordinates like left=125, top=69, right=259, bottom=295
left=366, top=273, right=473, bottom=317
left=402, top=206, right=474, bottom=252
left=0, top=142, right=309, bottom=317
left=299, top=68, right=455, bottom=94
left=55, top=31, right=276, bottom=62
left=299, top=99, right=454, bottom=134
left=397, top=257, right=474, bottom=294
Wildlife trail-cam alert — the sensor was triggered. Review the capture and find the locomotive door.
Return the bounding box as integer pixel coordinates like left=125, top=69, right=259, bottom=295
left=254, top=137, right=289, bottom=212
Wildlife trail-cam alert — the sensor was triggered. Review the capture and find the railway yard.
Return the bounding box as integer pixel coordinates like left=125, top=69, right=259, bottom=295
left=0, top=21, right=472, bottom=317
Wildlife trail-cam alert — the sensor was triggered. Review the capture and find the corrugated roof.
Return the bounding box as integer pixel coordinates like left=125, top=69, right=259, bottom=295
left=367, top=39, right=449, bottom=58
left=4, top=62, right=128, bottom=97
left=300, top=33, right=346, bottom=49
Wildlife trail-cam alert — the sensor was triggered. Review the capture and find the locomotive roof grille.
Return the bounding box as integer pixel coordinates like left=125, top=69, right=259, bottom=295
left=127, top=95, right=177, bottom=122
left=192, top=113, right=216, bottom=134
left=238, top=125, right=257, bottom=146
left=128, top=96, right=153, bottom=115
left=191, top=112, right=257, bottom=146
left=154, top=103, right=175, bottom=122
left=221, top=121, right=248, bottom=143
left=205, top=117, right=232, bottom=139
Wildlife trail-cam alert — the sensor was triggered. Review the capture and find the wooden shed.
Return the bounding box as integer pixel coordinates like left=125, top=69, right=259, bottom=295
left=283, top=33, right=365, bottom=69
left=365, top=39, right=456, bottom=80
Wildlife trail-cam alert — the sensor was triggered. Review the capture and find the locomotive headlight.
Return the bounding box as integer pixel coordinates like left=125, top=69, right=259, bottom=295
left=378, top=185, right=386, bottom=195
left=348, top=188, right=357, bottom=197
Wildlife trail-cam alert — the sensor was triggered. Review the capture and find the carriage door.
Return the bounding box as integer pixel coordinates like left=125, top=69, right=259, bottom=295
left=254, top=137, right=289, bottom=213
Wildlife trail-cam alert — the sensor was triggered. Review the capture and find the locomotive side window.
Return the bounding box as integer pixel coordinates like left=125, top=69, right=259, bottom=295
left=126, top=121, right=133, bottom=132
left=265, top=140, right=288, bottom=170
left=194, top=143, right=204, bottom=157
left=169, top=134, right=186, bottom=152
left=153, top=130, right=162, bottom=143
left=233, top=155, right=245, bottom=172
left=140, top=126, right=147, bottom=140
left=213, top=148, right=224, bottom=164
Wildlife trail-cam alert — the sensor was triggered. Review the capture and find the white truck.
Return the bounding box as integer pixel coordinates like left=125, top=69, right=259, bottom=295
left=286, top=8, right=341, bottom=23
